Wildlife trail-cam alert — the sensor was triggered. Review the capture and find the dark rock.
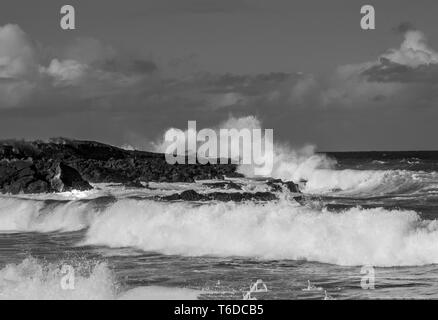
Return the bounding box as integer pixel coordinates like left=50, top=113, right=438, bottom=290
left=0, top=159, right=92, bottom=194
left=27, top=180, right=50, bottom=193
left=0, top=139, right=255, bottom=195
left=178, top=190, right=207, bottom=201
left=224, top=171, right=245, bottom=178
left=124, top=179, right=146, bottom=188
left=161, top=190, right=277, bottom=202
left=49, top=162, right=93, bottom=192
left=292, top=195, right=305, bottom=204
left=266, top=179, right=283, bottom=192
left=203, top=181, right=242, bottom=190
left=266, top=179, right=301, bottom=193
left=284, top=181, right=300, bottom=193
left=161, top=193, right=182, bottom=201
left=0, top=160, right=44, bottom=194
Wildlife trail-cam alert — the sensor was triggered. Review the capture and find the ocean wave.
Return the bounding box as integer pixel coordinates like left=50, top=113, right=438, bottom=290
left=0, top=257, right=115, bottom=299
left=80, top=199, right=438, bottom=267
left=1, top=195, right=438, bottom=267
left=0, top=198, right=96, bottom=233
left=237, top=142, right=438, bottom=197
left=300, top=169, right=438, bottom=197
left=0, top=257, right=201, bottom=300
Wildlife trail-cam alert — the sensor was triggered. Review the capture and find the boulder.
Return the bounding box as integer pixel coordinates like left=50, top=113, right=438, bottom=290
left=0, top=139, right=242, bottom=185
left=0, top=160, right=92, bottom=194
left=266, top=179, right=300, bottom=193
left=179, top=190, right=207, bottom=201
left=0, top=160, right=49, bottom=194
left=284, top=181, right=300, bottom=193
left=160, top=190, right=278, bottom=202
left=49, top=162, right=93, bottom=192
left=203, top=181, right=242, bottom=190
left=124, top=179, right=146, bottom=188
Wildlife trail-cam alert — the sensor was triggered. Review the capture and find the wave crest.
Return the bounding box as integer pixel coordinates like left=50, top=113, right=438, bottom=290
left=81, top=199, right=438, bottom=267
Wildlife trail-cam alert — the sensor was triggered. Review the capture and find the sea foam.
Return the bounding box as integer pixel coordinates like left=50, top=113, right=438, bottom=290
left=0, top=257, right=201, bottom=300
left=1, top=190, right=438, bottom=267
left=81, top=199, right=438, bottom=267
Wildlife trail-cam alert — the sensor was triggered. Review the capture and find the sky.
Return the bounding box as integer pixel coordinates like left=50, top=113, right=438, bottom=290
left=0, top=0, right=438, bottom=151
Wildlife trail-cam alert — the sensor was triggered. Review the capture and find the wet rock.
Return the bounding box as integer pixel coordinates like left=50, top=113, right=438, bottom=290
left=208, top=191, right=277, bottom=202
left=49, top=162, right=93, bottom=192
left=284, top=181, right=300, bottom=193
left=203, top=181, right=242, bottom=190
left=179, top=190, right=207, bottom=201
left=0, top=139, right=240, bottom=185
left=161, top=190, right=278, bottom=202
left=27, top=180, right=50, bottom=193
left=0, top=159, right=91, bottom=194
left=266, top=179, right=283, bottom=192
left=0, top=160, right=45, bottom=194
left=124, top=179, right=146, bottom=188
left=266, top=179, right=300, bottom=193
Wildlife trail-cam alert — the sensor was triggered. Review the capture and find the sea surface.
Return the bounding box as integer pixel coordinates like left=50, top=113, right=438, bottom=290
left=1, top=151, right=438, bottom=299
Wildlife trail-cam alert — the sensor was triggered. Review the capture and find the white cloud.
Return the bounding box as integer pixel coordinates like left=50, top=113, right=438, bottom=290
left=0, top=24, right=39, bottom=107
left=0, top=24, right=37, bottom=79
left=318, top=29, right=438, bottom=108
left=0, top=24, right=155, bottom=108
left=41, top=59, right=87, bottom=86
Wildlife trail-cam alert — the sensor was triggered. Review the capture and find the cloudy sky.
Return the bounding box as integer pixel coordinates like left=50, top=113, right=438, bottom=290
left=1, top=0, right=438, bottom=151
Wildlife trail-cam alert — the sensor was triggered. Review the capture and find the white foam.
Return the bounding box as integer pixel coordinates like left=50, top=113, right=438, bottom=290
left=81, top=199, right=438, bottom=267
left=2, top=192, right=438, bottom=267
left=0, top=257, right=201, bottom=300
left=0, top=257, right=114, bottom=300
left=238, top=142, right=437, bottom=197
left=118, top=286, right=201, bottom=300
left=300, top=168, right=387, bottom=194
left=0, top=198, right=94, bottom=233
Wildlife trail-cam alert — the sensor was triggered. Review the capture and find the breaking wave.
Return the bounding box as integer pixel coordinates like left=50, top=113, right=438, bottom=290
left=1, top=193, right=438, bottom=267
left=0, top=257, right=115, bottom=299
left=0, top=257, right=201, bottom=300
left=77, top=199, right=438, bottom=267
left=0, top=197, right=96, bottom=233
left=238, top=143, right=438, bottom=197
left=298, top=169, right=438, bottom=197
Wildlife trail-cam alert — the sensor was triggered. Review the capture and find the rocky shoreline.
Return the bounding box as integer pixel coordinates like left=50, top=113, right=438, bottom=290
left=0, top=138, right=302, bottom=202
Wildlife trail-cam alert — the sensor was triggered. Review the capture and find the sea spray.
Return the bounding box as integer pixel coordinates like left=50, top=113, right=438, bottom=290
left=80, top=198, right=438, bottom=267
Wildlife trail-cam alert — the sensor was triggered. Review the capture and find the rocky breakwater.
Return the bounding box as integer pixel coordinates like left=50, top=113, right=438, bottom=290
left=0, top=139, right=304, bottom=203
left=159, top=179, right=304, bottom=203
left=0, top=159, right=92, bottom=194
left=0, top=138, right=241, bottom=194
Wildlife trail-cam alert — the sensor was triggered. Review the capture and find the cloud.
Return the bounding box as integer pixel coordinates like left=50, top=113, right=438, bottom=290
left=315, top=27, right=438, bottom=109
left=360, top=28, right=438, bottom=84
left=0, top=24, right=160, bottom=109
left=0, top=24, right=37, bottom=79
left=41, top=59, right=88, bottom=86
left=0, top=24, right=39, bottom=107
left=61, top=37, right=117, bottom=65
left=1, top=22, right=438, bottom=150
left=0, top=23, right=316, bottom=115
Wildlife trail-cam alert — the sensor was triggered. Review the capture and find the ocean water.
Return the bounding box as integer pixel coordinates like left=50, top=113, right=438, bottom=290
left=1, top=151, right=438, bottom=299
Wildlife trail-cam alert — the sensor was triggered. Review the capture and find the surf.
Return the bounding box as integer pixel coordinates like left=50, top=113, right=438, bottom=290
left=0, top=256, right=201, bottom=300
left=79, top=198, right=438, bottom=267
